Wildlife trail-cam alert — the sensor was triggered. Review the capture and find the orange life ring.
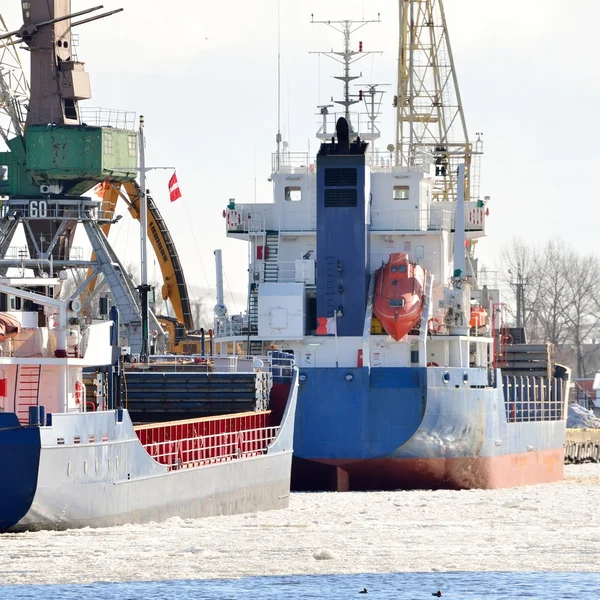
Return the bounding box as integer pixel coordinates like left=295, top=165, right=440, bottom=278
left=427, top=362, right=439, bottom=367
left=75, top=380, right=84, bottom=405
left=429, top=318, right=442, bottom=334
left=222, top=209, right=226, bottom=218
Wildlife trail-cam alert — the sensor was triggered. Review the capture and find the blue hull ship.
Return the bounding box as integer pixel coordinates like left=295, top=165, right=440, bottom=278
left=214, top=9, right=571, bottom=490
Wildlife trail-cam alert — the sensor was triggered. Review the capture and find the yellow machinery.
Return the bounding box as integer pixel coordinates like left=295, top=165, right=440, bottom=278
left=85, top=180, right=202, bottom=354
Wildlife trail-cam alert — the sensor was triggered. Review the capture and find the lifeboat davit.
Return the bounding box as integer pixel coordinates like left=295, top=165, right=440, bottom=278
left=373, top=253, right=426, bottom=341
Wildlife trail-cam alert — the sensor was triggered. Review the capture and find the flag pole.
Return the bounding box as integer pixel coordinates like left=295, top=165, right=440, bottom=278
left=334, top=310, right=339, bottom=368
left=138, top=115, right=150, bottom=362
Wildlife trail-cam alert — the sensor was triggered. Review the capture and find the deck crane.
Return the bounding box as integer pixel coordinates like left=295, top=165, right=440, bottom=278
left=394, top=0, right=485, bottom=282
left=395, top=0, right=481, bottom=203
left=0, top=3, right=202, bottom=355
left=0, top=2, right=168, bottom=354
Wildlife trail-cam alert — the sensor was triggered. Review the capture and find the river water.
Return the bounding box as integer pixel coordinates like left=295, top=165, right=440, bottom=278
left=1, top=464, right=599, bottom=597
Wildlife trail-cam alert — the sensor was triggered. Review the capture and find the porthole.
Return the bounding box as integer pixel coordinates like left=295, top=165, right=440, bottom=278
left=442, top=372, right=450, bottom=384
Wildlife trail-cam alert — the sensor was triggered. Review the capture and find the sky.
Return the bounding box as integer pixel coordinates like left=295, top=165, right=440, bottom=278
left=2, top=0, right=599, bottom=313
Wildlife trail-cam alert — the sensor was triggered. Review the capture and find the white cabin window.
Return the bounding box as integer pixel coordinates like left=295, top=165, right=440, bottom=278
left=393, top=185, right=409, bottom=200
left=285, top=186, right=302, bottom=202
left=103, top=133, right=113, bottom=155
left=128, top=135, right=136, bottom=157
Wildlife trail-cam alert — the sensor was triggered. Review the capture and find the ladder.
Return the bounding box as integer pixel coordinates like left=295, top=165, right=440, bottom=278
left=249, top=339, right=263, bottom=356
left=263, top=232, right=280, bottom=282
left=14, top=364, right=41, bottom=425
left=248, top=285, right=259, bottom=330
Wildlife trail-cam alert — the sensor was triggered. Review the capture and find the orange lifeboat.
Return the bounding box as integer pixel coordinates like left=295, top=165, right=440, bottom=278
left=469, top=306, right=488, bottom=331
left=373, top=253, right=426, bottom=341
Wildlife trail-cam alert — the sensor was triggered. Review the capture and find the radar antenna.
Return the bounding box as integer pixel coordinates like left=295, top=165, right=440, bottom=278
left=311, top=15, right=382, bottom=140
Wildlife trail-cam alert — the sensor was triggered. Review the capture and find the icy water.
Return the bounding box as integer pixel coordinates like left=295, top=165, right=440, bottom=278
left=1, top=464, right=599, bottom=597
left=1, top=572, right=599, bottom=599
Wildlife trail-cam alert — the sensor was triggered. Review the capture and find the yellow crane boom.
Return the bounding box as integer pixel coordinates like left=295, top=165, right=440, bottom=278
left=86, top=180, right=194, bottom=332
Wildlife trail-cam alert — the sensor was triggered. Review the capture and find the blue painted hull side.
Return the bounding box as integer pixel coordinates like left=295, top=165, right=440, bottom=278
left=0, top=414, right=41, bottom=530
left=294, top=366, right=566, bottom=462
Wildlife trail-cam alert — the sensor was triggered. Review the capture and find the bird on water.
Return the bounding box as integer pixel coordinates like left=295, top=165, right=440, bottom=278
left=432, top=592, right=443, bottom=597
left=359, top=589, right=368, bottom=594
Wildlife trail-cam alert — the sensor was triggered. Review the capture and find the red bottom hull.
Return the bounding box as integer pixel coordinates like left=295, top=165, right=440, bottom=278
left=292, top=448, right=565, bottom=491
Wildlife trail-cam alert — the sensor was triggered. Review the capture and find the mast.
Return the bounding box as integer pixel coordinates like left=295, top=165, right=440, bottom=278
left=311, top=15, right=382, bottom=141
left=395, top=0, right=478, bottom=201
left=138, top=115, right=150, bottom=361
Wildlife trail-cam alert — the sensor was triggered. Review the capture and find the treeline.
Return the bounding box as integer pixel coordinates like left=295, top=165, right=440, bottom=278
left=498, top=238, right=600, bottom=378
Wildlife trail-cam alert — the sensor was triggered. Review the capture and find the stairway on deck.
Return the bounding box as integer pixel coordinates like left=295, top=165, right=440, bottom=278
left=15, top=365, right=41, bottom=425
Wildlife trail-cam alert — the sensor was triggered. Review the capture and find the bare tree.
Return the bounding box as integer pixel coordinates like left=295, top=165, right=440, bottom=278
left=497, top=238, right=542, bottom=336
left=562, top=250, right=600, bottom=377
left=532, top=239, right=571, bottom=352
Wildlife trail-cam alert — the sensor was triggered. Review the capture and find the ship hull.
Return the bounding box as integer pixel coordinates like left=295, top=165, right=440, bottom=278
left=0, top=374, right=297, bottom=532
left=292, top=366, right=567, bottom=491
left=293, top=449, right=565, bottom=491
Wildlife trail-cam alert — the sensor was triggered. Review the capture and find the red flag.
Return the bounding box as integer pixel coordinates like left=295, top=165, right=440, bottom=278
left=316, top=316, right=337, bottom=335
left=168, top=172, right=182, bottom=202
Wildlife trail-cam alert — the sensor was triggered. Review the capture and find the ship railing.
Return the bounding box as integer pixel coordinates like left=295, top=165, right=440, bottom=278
left=136, top=415, right=279, bottom=468
left=271, top=152, right=311, bottom=174
left=146, top=354, right=239, bottom=372
left=264, top=260, right=315, bottom=284
left=370, top=208, right=451, bottom=232
left=368, top=150, right=434, bottom=174
left=226, top=205, right=317, bottom=234
left=213, top=314, right=250, bottom=338
left=2, top=245, right=86, bottom=261
left=79, top=107, right=137, bottom=130
left=259, top=353, right=295, bottom=380
left=572, top=380, right=596, bottom=411
left=502, top=375, right=567, bottom=423
left=370, top=203, right=485, bottom=233
left=145, top=353, right=294, bottom=378
left=315, top=111, right=384, bottom=145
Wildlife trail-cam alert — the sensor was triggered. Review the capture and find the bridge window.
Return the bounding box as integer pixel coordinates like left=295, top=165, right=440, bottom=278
left=393, top=185, right=409, bottom=201
left=285, top=186, right=302, bottom=202
left=104, top=133, right=113, bottom=155
left=128, top=135, right=136, bottom=157
left=391, top=264, right=407, bottom=273
left=63, top=99, right=77, bottom=120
